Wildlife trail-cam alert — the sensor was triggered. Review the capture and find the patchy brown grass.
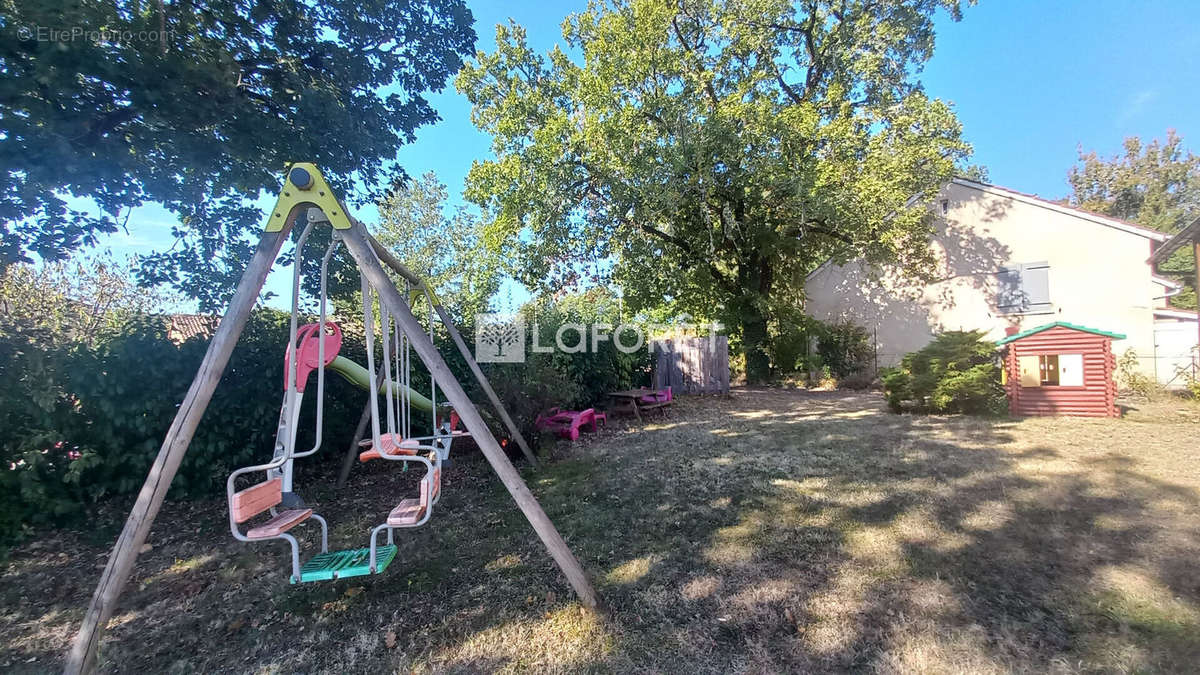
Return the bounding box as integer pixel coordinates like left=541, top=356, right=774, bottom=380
left=2, top=389, right=1199, bottom=673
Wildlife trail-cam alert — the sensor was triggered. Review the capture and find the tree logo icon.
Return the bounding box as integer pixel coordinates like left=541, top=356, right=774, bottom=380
left=475, top=313, right=525, bottom=363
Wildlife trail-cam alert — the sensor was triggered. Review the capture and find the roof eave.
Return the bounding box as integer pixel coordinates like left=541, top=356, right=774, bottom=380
left=950, top=178, right=1169, bottom=242
left=995, top=321, right=1127, bottom=346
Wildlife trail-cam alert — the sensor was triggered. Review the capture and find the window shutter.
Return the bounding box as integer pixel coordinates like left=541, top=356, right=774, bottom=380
left=995, top=262, right=1051, bottom=314
left=1018, top=355, right=1041, bottom=387
left=1021, top=262, right=1051, bottom=313
left=996, top=266, right=1022, bottom=310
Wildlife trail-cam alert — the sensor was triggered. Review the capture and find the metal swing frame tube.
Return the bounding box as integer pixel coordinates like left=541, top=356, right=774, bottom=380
left=228, top=226, right=336, bottom=582
left=341, top=222, right=598, bottom=609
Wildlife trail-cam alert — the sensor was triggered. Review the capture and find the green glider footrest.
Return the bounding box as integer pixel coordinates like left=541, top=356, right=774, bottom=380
left=295, top=545, right=397, bottom=583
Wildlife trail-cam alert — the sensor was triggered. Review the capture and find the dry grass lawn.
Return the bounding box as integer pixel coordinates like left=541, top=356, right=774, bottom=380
left=2, top=389, right=1199, bottom=673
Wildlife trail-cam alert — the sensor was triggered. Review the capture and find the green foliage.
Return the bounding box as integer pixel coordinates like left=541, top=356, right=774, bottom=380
left=0, top=309, right=370, bottom=543
left=1068, top=131, right=1200, bottom=309
left=374, top=172, right=503, bottom=322
left=458, top=0, right=971, bottom=383
left=0, top=258, right=181, bottom=536
left=523, top=288, right=654, bottom=405
left=1186, top=375, right=1200, bottom=401
left=1116, top=348, right=1159, bottom=398
left=0, top=319, right=81, bottom=537
left=882, top=331, right=1004, bottom=415
left=771, top=316, right=871, bottom=378
left=815, top=321, right=873, bottom=378
left=0, top=256, right=180, bottom=347
left=2, top=0, right=476, bottom=308
left=1175, top=360, right=1200, bottom=401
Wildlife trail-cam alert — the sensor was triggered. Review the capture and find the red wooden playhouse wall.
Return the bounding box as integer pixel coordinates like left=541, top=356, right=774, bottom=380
left=1000, top=323, right=1121, bottom=418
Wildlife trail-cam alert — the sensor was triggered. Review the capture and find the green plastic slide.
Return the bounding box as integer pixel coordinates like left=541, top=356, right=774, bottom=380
left=327, top=355, right=433, bottom=412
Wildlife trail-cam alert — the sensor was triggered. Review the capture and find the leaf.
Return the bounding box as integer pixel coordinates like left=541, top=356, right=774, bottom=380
left=384, top=629, right=397, bottom=649
left=344, top=586, right=364, bottom=598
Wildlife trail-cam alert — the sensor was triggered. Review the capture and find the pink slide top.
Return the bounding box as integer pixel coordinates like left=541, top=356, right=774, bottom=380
left=284, top=322, right=343, bottom=392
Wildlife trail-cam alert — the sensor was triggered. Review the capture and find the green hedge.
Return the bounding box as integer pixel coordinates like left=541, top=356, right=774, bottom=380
left=0, top=310, right=367, bottom=542
left=771, top=317, right=873, bottom=377
left=0, top=298, right=655, bottom=542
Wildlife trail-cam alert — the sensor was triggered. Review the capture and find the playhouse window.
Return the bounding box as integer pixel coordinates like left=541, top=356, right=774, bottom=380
left=1039, top=355, right=1059, bottom=385
left=1018, top=353, right=1083, bottom=387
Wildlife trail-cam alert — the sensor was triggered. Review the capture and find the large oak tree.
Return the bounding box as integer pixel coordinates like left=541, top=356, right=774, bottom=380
left=458, top=0, right=970, bottom=382
left=1068, top=130, right=1199, bottom=309
left=1, top=0, right=475, bottom=308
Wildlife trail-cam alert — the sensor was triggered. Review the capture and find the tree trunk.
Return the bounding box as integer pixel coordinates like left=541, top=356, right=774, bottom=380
left=736, top=252, right=773, bottom=384
left=741, top=307, right=771, bottom=383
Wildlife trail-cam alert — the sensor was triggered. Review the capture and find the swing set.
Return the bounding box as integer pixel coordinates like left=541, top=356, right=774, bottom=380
left=227, top=209, right=460, bottom=583
left=65, top=164, right=600, bottom=674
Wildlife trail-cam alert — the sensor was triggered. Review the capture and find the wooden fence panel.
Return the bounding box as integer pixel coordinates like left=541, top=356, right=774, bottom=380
left=652, top=337, right=729, bottom=394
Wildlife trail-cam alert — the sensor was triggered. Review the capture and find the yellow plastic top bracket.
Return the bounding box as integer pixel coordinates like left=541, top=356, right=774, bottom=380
left=265, top=163, right=353, bottom=232
left=410, top=286, right=436, bottom=310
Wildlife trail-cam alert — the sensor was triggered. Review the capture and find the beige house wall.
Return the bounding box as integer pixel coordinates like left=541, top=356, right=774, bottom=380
left=804, top=180, right=1164, bottom=374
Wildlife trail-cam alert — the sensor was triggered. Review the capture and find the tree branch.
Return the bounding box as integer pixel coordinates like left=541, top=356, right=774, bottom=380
left=671, top=15, right=720, bottom=111
left=635, top=219, right=737, bottom=294
left=783, top=218, right=853, bottom=245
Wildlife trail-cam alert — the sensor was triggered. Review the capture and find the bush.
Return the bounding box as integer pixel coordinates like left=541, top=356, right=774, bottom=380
left=882, top=331, right=1005, bottom=415
left=1173, top=359, right=1200, bottom=401
left=815, top=320, right=873, bottom=378
left=0, top=320, right=84, bottom=538
left=1116, top=348, right=1160, bottom=398
left=0, top=309, right=371, bottom=542
left=838, top=371, right=877, bottom=390
left=771, top=317, right=873, bottom=379
left=483, top=357, right=584, bottom=451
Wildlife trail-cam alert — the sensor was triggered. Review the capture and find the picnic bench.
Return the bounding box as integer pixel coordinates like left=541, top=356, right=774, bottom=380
left=534, top=408, right=602, bottom=441
left=606, top=386, right=672, bottom=422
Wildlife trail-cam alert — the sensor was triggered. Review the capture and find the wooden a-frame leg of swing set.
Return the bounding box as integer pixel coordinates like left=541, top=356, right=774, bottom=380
left=65, top=170, right=598, bottom=674
left=336, top=362, right=387, bottom=489
left=64, top=217, right=296, bottom=675
left=340, top=221, right=599, bottom=610
left=331, top=209, right=539, bottom=469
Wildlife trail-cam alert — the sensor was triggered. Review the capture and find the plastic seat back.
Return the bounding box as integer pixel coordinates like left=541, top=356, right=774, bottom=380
left=231, top=477, right=282, bottom=523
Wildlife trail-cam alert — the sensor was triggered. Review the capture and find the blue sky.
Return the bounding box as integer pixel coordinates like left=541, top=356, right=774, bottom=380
left=102, top=0, right=1200, bottom=310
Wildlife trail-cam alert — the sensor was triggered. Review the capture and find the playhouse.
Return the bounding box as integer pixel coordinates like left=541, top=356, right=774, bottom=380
left=997, top=322, right=1124, bottom=417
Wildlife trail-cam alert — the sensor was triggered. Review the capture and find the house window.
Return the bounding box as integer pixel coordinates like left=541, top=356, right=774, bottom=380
left=1017, top=353, right=1083, bottom=387
left=996, top=261, right=1051, bottom=314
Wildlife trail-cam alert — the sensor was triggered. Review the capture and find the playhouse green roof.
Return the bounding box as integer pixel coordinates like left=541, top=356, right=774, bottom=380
left=995, top=321, right=1126, bottom=346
